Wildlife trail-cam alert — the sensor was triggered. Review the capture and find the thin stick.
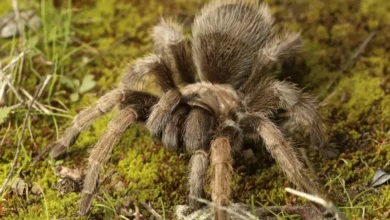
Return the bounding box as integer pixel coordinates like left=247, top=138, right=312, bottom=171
left=20, top=88, right=49, bottom=113
left=0, top=52, right=25, bottom=72
left=19, top=74, right=53, bottom=114
left=37, top=75, right=53, bottom=99
left=133, top=200, right=140, bottom=220
left=0, top=84, right=41, bottom=195
left=285, top=187, right=349, bottom=220
left=140, top=202, right=162, bottom=220
left=0, top=53, right=25, bottom=103
left=30, top=142, right=55, bottom=167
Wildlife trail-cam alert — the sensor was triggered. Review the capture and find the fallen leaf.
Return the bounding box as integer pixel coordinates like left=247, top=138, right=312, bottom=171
left=70, top=93, right=79, bottom=102
left=370, top=169, right=390, bottom=187
left=79, top=74, right=96, bottom=94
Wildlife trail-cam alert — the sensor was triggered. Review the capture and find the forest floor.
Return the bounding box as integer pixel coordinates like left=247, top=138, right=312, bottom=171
left=1, top=0, right=390, bottom=219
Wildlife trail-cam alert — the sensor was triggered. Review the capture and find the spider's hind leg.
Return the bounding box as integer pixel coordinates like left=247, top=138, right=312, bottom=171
left=152, top=18, right=196, bottom=84
left=272, top=81, right=336, bottom=158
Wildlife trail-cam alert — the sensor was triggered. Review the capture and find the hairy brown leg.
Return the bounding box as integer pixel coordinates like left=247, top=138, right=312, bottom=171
left=243, top=78, right=333, bottom=158
left=152, top=19, right=196, bottom=84
left=50, top=89, right=125, bottom=159
left=79, top=106, right=137, bottom=215
left=254, top=114, right=320, bottom=196
left=50, top=52, right=170, bottom=159
left=210, top=119, right=242, bottom=220
left=210, top=137, right=233, bottom=220
left=188, top=149, right=209, bottom=210
left=184, top=107, right=215, bottom=211
left=146, top=89, right=181, bottom=137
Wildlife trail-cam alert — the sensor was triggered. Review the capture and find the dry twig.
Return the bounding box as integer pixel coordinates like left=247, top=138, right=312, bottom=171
left=140, top=202, right=162, bottom=220
left=0, top=52, right=25, bottom=103
left=285, top=187, right=349, bottom=220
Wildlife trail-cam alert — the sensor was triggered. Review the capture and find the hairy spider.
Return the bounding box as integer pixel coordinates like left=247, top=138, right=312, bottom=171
left=50, top=0, right=335, bottom=219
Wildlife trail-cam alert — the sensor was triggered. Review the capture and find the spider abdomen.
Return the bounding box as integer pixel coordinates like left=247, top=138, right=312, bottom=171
left=192, top=0, right=274, bottom=89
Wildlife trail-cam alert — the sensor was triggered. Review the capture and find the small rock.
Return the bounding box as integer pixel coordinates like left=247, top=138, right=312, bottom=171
left=113, top=180, right=125, bottom=191
left=57, top=166, right=83, bottom=182
left=242, top=148, right=255, bottom=160
left=122, top=196, right=132, bottom=208
left=0, top=10, right=41, bottom=38
left=53, top=178, right=82, bottom=194
left=30, top=183, right=42, bottom=195
left=11, top=178, right=26, bottom=196
left=120, top=208, right=134, bottom=217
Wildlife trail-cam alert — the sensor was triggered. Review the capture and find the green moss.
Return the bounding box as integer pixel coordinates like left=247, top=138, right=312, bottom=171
left=2, top=0, right=390, bottom=219
left=115, top=126, right=188, bottom=206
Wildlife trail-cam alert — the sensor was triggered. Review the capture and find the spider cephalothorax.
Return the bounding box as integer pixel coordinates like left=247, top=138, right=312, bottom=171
left=50, top=0, right=334, bottom=219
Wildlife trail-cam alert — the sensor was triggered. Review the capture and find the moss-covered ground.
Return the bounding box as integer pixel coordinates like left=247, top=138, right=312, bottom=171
left=0, top=0, right=389, bottom=219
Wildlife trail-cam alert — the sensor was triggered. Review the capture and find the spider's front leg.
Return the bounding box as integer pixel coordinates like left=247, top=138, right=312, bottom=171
left=240, top=113, right=319, bottom=195
left=49, top=89, right=125, bottom=159
left=209, top=119, right=242, bottom=220
left=79, top=91, right=158, bottom=215
left=49, top=54, right=166, bottom=159
left=184, top=107, right=215, bottom=211
left=239, top=113, right=346, bottom=218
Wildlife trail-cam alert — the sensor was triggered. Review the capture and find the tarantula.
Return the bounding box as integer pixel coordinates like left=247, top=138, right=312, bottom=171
left=49, top=0, right=334, bottom=219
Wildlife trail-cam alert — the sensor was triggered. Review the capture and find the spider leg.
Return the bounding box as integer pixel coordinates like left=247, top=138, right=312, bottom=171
left=152, top=19, right=196, bottom=84
left=240, top=113, right=321, bottom=196
left=162, top=104, right=190, bottom=151
left=79, top=91, right=158, bottom=215
left=210, top=119, right=242, bottom=220
left=241, top=30, right=302, bottom=93
left=146, top=89, right=181, bottom=137
left=245, top=113, right=347, bottom=217
left=188, top=149, right=208, bottom=211
left=244, top=78, right=332, bottom=157
left=50, top=89, right=125, bottom=159
left=184, top=107, right=215, bottom=211
left=141, top=53, right=183, bottom=137
left=50, top=53, right=169, bottom=159
left=271, top=81, right=332, bottom=157
left=79, top=106, right=136, bottom=215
